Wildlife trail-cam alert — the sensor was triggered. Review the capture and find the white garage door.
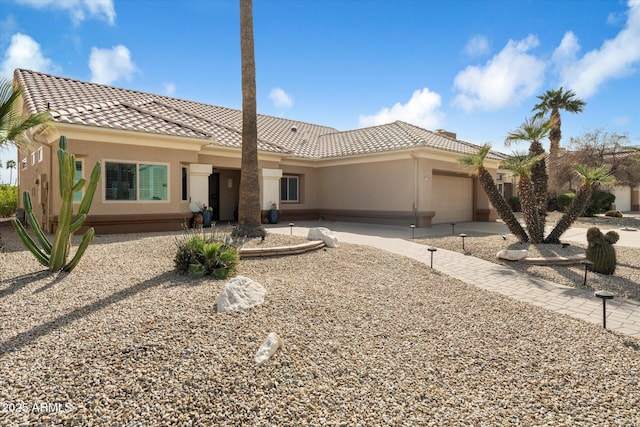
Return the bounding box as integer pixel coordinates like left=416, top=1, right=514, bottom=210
left=613, top=186, right=631, bottom=211
left=432, top=174, right=473, bottom=224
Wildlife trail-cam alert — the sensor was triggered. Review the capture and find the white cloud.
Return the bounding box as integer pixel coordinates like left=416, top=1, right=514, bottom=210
left=453, top=34, right=545, bottom=112
left=0, top=33, right=56, bottom=79
left=358, top=88, right=444, bottom=129
left=464, top=35, right=490, bottom=57
left=16, top=0, right=116, bottom=25
left=552, top=0, right=640, bottom=99
left=89, top=45, right=138, bottom=85
left=163, top=82, right=176, bottom=96
left=268, top=87, right=294, bottom=109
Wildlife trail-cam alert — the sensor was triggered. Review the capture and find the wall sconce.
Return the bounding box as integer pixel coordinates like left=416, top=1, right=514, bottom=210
left=423, top=176, right=431, bottom=181
left=227, top=178, right=233, bottom=189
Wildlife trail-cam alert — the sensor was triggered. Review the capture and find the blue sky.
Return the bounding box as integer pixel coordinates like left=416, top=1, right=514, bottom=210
left=1, top=0, right=639, bottom=184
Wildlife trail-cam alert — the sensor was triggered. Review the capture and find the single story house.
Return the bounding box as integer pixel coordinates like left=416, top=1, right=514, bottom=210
left=14, top=69, right=504, bottom=233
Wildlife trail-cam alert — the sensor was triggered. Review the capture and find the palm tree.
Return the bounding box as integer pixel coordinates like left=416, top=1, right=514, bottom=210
left=500, top=153, right=546, bottom=243
left=544, top=165, right=613, bottom=243
left=234, top=0, right=265, bottom=238
left=505, top=117, right=550, bottom=234
left=532, top=87, right=585, bottom=193
left=459, top=145, right=529, bottom=242
left=6, top=159, right=16, bottom=185
left=0, top=78, right=52, bottom=150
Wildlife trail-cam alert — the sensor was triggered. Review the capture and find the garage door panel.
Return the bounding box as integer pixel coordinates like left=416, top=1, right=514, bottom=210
left=432, top=175, right=473, bottom=223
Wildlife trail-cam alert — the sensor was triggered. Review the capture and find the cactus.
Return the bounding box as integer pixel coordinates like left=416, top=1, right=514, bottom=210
left=11, top=135, right=101, bottom=272
left=585, top=227, right=619, bottom=275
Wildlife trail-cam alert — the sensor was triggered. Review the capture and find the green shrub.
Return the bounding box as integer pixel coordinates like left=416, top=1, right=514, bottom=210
left=507, top=196, right=521, bottom=212
left=583, top=190, right=615, bottom=217
left=556, top=192, right=576, bottom=211
left=0, top=185, right=18, bottom=217
left=604, top=210, right=623, bottom=218
left=174, top=230, right=239, bottom=279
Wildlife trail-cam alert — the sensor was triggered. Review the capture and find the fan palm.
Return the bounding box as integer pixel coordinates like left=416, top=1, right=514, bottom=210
left=532, top=87, right=585, bottom=192
left=544, top=165, right=613, bottom=243
left=459, top=145, right=529, bottom=242
left=0, top=78, right=52, bottom=150
left=6, top=159, right=16, bottom=185
left=501, top=153, right=546, bottom=243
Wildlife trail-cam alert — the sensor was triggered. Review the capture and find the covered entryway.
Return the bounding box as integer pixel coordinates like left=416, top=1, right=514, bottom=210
left=431, top=173, right=473, bottom=224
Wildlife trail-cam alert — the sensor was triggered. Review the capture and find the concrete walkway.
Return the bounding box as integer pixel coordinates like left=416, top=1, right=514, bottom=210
left=267, top=221, right=640, bottom=339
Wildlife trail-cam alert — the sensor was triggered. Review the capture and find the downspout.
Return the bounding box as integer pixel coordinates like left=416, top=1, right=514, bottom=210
left=413, top=157, right=419, bottom=225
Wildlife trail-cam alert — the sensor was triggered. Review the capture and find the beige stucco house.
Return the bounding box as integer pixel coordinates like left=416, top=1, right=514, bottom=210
left=14, top=69, right=503, bottom=233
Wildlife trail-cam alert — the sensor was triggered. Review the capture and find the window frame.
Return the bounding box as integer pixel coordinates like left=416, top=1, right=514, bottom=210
left=181, top=166, right=188, bottom=201
left=280, top=175, right=300, bottom=203
left=103, top=160, right=170, bottom=203
left=30, top=152, right=36, bottom=165
left=37, top=147, right=44, bottom=163
left=73, top=159, right=84, bottom=203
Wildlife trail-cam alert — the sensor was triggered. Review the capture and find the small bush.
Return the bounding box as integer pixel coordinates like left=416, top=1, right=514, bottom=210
left=174, top=229, right=239, bottom=279
left=0, top=185, right=18, bottom=217
left=604, top=210, right=623, bottom=218
left=583, top=190, right=615, bottom=217
left=556, top=192, right=576, bottom=211
left=546, top=194, right=559, bottom=212
left=507, top=196, right=521, bottom=212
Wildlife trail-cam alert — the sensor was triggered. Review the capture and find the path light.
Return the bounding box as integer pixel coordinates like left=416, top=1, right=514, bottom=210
left=459, top=233, right=467, bottom=251
left=427, top=247, right=437, bottom=268
left=450, top=223, right=456, bottom=235
left=410, top=224, right=416, bottom=239
left=594, top=290, right=614, bottom=329
left=289, top=222, right=294, bottom=235
left=580, top=260, right=593, bottom=286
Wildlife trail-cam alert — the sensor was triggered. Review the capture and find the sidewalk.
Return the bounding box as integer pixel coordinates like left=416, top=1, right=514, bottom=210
left=267, top=221, right=640, bottom=339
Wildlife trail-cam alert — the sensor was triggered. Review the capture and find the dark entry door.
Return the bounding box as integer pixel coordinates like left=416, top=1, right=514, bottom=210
left=209, top=173, right=220, bottom=221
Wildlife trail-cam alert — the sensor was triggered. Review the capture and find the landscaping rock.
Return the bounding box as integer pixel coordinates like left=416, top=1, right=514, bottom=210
left=254, top=332, right=284, bottom=366
left=216, top=275, right=266, bottom=313
left=307, top=227, right=339, bottom=248
left=496, top=249, right=528, bottom=261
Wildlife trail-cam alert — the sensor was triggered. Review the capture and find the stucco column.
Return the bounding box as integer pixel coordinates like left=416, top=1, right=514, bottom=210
left=261, top=168, right=283, bottom=210
left=189, top=164, right=212, bottom=211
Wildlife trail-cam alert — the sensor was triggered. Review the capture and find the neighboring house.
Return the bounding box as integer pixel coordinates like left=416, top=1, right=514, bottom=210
left=14, top=69, right=503, bottom=233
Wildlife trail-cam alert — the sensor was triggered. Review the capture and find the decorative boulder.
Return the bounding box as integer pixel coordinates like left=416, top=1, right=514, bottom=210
left=497, top=249, right=528, bottom=261
left=216, top=276, right=266, bottom=313
left=307, top=227, right=339, bottom=248
left=254, top=332, right=284, bottom=366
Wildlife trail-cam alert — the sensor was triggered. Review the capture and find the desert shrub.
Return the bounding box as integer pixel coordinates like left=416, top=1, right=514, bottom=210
left=507, top=196, right=521, bottom=212
left=583, top=190, right=615, bottom=217
left=556, top=192, right=576, bottom=211
left=0, top=185, right=18, bottom=217
left=604, top=210, right=623, bottom=218
left=546, top=194, right=559, bottom=212
left=174, top=230, right=239, bottom=279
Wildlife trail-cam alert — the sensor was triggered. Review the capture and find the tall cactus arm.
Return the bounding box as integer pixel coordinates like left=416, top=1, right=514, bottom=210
left=57, top=136, right=68, bottom=196
left=23, top=191, right=52, bottom=254
left=63, top=227, right=95, bottom=272
left=11, top=219, right=49, bottom=266
left=49, top=154, right=75, bottom=270
left=69, top=213, right=87, bottom=234
left=75, top=161, right=101, bottom=219
left=72, top=178, right=86, bottom=193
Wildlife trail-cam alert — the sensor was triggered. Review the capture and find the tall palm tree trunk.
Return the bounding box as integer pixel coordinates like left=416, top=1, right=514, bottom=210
left=547, top=109, right=561, bottom=193
left=529, top=140, right=547, bottom=238
left=478, top=166, right=529, bottom=242
left=518, top=175, right=543, bottom=243
left=235, top=0, right=264, bottom=238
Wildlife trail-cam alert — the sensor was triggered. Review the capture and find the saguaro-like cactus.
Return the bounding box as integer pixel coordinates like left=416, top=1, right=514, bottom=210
left=585, top=227, right=619, bottom=275
left=12, top=135, right=101, bottom=272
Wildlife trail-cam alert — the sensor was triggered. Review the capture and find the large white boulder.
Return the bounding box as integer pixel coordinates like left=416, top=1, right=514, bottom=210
left=307, top=227, right=339, bottom=248
left=254, top=332, right=284, bottom=366
left=496, top=249, right=528, bottom=261
left=216, top=276, right=266, bottom=313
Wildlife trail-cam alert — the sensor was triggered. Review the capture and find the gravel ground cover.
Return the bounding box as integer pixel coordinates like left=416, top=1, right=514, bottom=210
left=1, top=221, right=639, bottom=425
left=412, top=213, right=640, bottom=301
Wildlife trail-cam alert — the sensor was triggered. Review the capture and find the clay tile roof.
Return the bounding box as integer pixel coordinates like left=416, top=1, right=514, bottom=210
left=14, top=69, right=503, bottom=161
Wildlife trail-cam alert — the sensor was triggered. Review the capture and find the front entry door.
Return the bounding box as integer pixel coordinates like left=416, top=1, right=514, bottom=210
left=209, top=173, right=220, bottom=221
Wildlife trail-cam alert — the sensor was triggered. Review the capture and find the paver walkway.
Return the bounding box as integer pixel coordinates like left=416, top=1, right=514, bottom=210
left=268, top=221, right=640, bottom=339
